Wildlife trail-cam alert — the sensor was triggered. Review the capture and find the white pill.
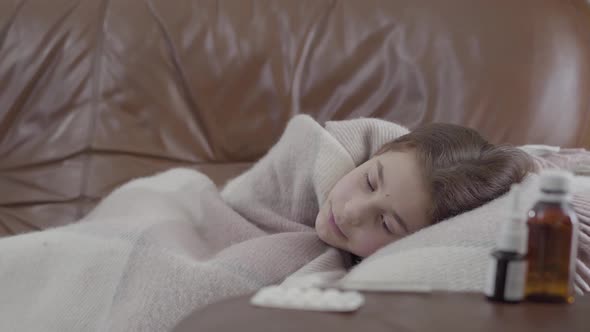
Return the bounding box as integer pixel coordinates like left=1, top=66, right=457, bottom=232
left=323, top=289, right=341, bottom=302
left=250, top=286, right=364, bottom=312
left=305, top=288, right=322, bottom=299
left=285, top=287, right=303, bottom=298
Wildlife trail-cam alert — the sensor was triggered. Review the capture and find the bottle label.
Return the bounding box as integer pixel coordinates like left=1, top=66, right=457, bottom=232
left=484, top=255, right=526, bottom=301
left=504, top=260, right=527, bottom=301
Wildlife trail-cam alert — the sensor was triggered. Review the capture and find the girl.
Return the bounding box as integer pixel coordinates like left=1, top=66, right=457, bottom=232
left=315, top=122, right=533, bottom=259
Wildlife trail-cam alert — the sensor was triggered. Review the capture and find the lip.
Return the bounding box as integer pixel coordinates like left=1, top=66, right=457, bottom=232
left=328, top=207, right=348, bottom=239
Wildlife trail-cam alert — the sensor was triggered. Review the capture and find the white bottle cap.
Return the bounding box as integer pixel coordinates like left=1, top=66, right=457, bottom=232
left=539, top=170, right=573, bottom=193
left=497, top=184, right=527, bottom=254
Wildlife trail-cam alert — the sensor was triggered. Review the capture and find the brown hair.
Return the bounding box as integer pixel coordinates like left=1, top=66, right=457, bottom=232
left=376, top=123, right=535, bottom=224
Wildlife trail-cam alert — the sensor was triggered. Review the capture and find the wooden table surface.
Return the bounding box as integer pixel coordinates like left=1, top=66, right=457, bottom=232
left=174, top=291, right=590, bottom=332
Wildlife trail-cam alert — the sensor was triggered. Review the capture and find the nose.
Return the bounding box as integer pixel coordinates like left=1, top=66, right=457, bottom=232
left=342, top=196, right=376, bottom=227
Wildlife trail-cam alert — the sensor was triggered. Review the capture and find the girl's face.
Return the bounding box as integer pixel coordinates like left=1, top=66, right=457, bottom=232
left=315, top=150, right=431, bottom=257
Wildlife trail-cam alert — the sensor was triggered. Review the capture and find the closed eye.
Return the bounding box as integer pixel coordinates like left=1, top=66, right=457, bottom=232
left=365, top=173, right=375, bottom=192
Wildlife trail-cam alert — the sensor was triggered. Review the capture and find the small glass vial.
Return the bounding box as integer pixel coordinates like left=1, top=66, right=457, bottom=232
left=485, top=184, right=527, bottom=303
left=525, top=170, right=579, bottom=303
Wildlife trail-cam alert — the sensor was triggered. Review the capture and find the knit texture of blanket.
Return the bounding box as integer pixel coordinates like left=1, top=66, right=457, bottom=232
left=0, top=114, right=409, bottom=332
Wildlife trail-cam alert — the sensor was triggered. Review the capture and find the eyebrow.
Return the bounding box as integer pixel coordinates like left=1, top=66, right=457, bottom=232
left=376, top=160, right=410, bottom=234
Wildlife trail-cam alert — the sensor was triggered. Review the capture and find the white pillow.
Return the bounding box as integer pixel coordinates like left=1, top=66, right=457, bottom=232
left=518, top=144, right=561, bottom=156
left=339, top=174, right=588, bottom=292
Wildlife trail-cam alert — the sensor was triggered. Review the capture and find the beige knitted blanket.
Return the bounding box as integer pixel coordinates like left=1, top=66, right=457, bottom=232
left=0, top=114, right=409, bottom=332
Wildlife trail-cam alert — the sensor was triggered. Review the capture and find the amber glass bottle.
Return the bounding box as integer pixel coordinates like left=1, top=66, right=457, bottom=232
left=525, top=170, right=579, bottom=303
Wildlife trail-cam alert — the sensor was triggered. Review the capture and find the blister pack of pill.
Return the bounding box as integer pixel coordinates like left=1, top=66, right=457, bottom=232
left=250, top=285, right=365, bottom=312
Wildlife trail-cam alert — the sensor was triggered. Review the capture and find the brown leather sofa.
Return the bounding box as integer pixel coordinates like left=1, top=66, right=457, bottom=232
left=1, top=0, right=590, bottom=241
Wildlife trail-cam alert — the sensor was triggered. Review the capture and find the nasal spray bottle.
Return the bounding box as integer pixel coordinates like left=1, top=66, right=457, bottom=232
left=485, top=184, right=528, bottom=303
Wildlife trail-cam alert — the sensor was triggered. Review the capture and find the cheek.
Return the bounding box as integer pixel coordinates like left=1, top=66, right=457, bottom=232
left=350, top=232, right=392, bottom=258
left=329, top=174, right=357, bottom=203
